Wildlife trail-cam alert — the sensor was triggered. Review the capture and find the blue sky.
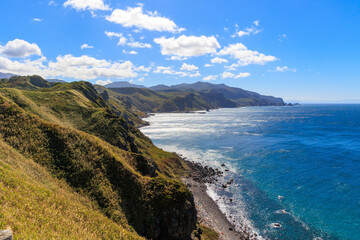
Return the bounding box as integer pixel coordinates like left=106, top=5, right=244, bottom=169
left=0, top=0, right=359, bottom=102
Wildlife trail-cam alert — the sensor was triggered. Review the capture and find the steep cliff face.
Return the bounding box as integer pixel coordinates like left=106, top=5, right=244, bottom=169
left=0, top=76, right=197, bottom=239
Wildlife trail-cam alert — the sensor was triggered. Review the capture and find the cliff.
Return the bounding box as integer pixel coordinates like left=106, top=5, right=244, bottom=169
left=0, top=76, right=197, bottom=239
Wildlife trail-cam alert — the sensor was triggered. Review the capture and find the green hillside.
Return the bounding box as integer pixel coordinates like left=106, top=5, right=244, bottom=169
left=100, top=81, right=285, bottom=114
left=0, top=76, right=197, bottom=239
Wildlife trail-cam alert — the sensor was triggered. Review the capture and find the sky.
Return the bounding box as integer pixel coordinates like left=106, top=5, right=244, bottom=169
left=0, top=0, right=360, bottom=103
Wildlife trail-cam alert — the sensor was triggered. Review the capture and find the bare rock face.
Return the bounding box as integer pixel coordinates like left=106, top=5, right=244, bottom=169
left=0, top=229, right=13, bottom=240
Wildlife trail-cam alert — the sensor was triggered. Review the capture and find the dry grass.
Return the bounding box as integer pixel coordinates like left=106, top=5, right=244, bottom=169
left=0, top=140, right=143, bottom=240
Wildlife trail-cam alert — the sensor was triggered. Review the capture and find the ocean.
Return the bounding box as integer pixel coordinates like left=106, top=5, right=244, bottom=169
left=140, top=105, right=360, bottom=240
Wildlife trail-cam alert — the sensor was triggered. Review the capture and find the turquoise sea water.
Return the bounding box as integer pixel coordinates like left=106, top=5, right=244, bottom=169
left=141, top=105, right=360, bottom=240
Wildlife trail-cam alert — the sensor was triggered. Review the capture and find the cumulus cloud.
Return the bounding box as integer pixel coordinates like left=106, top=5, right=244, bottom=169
left=166, top=56, right=188, bottom=61
left=137, top=66, right=151, bottom=72
left=233, top=20, right=262, bottom=38
left=105, top=31, right=122, bottom=38
left=96, top=79, right=112, bottom=85
left=235, top=72, right=251, bottom=78
left=127, top=41, right=151, bottom=48
left=221, top=72, right=234, bottom=79
left=203, top=75, right=217, bottom=81
left=275, top=66, right=296, bottom=72
left=106, top=5, right=184, bottom=32
left=204, top=64, right=213, bottom=67
left=63, top=0, right=110, bottom=11
left=180, top=63, right=198, bottom=71
left=0, top=53, right=137, bottom=80
left=222, top=71, right=250, bottom=79
left=81, top=44, right=94, bottom=49
left=123, top=50, right=138, bottom=55
left=47, top=55, right=136, bottom=80
left=0, top=56, right=47, bottom=76
left=0, top=39, right=42, bottom=58
left=218, top=43, right=277, bottom=66
left=154, top=35, right=220, bottom=57
left=154, top=66, right=199, bottom=77
left=105, top=31, right=151, bottom=48
left=211, top=57, right=228, bottom=64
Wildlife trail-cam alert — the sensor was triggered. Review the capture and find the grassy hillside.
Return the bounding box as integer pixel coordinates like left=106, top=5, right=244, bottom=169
left=0, top=76, right=197, bottom=239
left=95, top=86, right=236, bottom=114
left=99, top=81, right=285, bottom=114
left=0, top=140, right=143, bottom=239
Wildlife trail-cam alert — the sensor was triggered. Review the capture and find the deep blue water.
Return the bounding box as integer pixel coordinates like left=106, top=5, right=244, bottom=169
left=141, top=105, right=360, bottom=240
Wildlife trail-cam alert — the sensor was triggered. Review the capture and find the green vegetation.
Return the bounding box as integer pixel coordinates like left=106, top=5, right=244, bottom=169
left=0, top=76, right=197, bottom=239
left=96, top=81, right=285, bottom=114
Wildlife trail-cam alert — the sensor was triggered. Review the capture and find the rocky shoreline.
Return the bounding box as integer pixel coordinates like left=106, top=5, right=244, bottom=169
left=182, top=159, right=260, bottom=240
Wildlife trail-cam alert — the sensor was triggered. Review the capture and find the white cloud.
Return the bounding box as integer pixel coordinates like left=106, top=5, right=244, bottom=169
left=123, top=50, right=138, bottom=55
left=0, top=39, right=42, bottom=58
left=222, top=72, right=234, bottom=79
left=154, top=66, right=199, bottom=78
left=166, top=56, right=188, bottom=61
left=96, top=79, right=112, bottom=85
left=106, top=5, right=184, bottom=32
left=211, top=57, right=228, bottom=64
left=0, top=56, right=47, bottom=76
left=32, top=18, right=43, bottom=22
left=81, top=44, right=94, bottom=49
left=204, top=64, right=213, bottom=67
left=0, top=53, right=137, bottom=81
left=118, top=37, right=127, bottom=46
left=222, top=71, right=250, bottom=79
left=137, top=66, right=151, bottom=72
left=233, top=20, right=262, bottom=38
left=105, top=31, right=127, bottom=45
left=275, top=66, right=296, bottom=72
left=224, top=63, right=239, bottom=71
left=47, top=55, right=136, bottom=80
left=48, top=1, right=57, bottom=6
left=180, top=63, right=198, bottom=71
left=105, top=31, right=122, bottom=38
left=188, top=72, right=201, bottom=77
left=63, top=0, right=110, bottom=11
left=235, top=72, right=250, bottom=78
left=105, top=31, right=151, bottom=48
left=127, top=41, right=151, bottom=48
left=154, top=35, right=220, bottom=57
left=218, top=43, right=277, bottom=66
left=203, top=75, right=217, bottom=81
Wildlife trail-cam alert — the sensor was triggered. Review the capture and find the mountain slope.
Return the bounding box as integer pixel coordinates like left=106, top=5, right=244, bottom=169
left=0, top=72, right=15, bottom=79
left=0, top=139, right=144, bottom=239
left=100, top=81, right=284, bottom=114
left=0, top=76, right=197, bottom=239
left=105, top=81, right=146, bottom=89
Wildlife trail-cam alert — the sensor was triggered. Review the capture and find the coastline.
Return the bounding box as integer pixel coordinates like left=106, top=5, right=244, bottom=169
left=182, top=160, right=259, bottom=240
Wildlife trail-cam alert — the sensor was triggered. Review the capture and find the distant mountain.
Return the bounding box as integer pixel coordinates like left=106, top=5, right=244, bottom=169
left=104, top=81, right=146, bottom=89
left=149, top=84, right=171, bottom=91
left=0, top=72, right=16, bottom=79
left=146, top=81, right=285, bottom=108
left=101, top=80, right=285, bottom=113
left=47, top=78, right=66, bottom=83
left=158, top=81, right=228, bottom=91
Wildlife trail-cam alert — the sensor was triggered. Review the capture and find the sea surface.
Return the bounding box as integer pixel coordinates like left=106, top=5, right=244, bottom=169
left=140, top=105, right=360, bottom=240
